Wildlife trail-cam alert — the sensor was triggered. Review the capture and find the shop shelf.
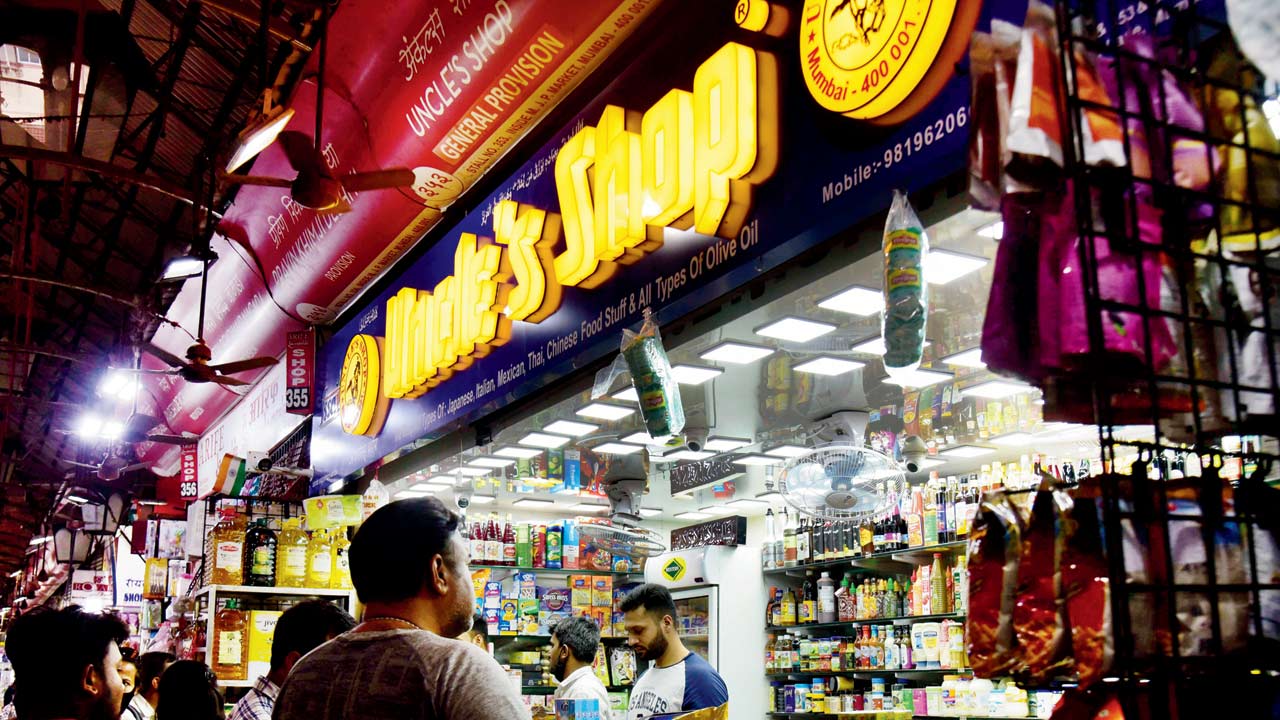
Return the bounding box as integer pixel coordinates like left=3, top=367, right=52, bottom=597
left=521, top=685, right=633, bottom=695
left=764, top=541, right=967, bottom=578
left=767, top=612, right=966, bottom=632
left=218, top=679, right=255, bottom=689
left=193, top=584, right=356, bottom=599
left=493, top=634, right=631, bottom=643
left=469, top=564, right=635, bottom=577
left=766, top=668, right=972, bottom=680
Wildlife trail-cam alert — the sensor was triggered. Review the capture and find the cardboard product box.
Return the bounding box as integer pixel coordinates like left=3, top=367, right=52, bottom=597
left=591, top=576, right=613, bottom=608
left=538, top=610, right=571, bottom=635
left=554, top=698, right=602, bottom=720
left=499, top=598, right=519, bottom=635
left=608, top=645, right=638, bottom=686
left=483, top=608, right=500, bottom=636
left=517, top=572, right=538, bottom=599
left=247, top=610, right=282, bottom=680
left=606, top=693, right=629, bottom=717
left=541, top=587, right=571, bottom=613
left=569, top=575, right=592, bottom=606
left=612, top=611, right=625, bottom=639
left=484, top=581, right=503, bottom=610
left=588, top=608, right=610, bottom=636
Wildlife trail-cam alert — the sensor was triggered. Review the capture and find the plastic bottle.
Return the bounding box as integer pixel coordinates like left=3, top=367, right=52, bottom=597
left=796, top=517, right=811, bottom=565
left=469, top=520, right=484, bottom=563
left=515, top=522, right=531, bottom=566
left=800, top=573, right=817, bottom=624
left=212, top=598, right=247, bottom=681
left=360, top=478, right=389, bottom=522
left=244, top=519, right=277, bottom=587
left=923, top=476, right=939, bottom=546
left=817, top=572, right=836, bottom=623
left=210, top=508, right=246, bottom=586
left=780, top=587, right=797, bottom=626
left=276, top=518, right=309, bottom=588
left=330, top=528, right=352, bottom=589
left=305, top=528, right=333, bottom=588
left=931, top=553, right=948, bottom=614
left=546, top=522, right=563, bottom=569
left=783, top=509, right=797, bottom=567
left=836, top=576, right=854, bottom=622
left=763, top=509, right=777, bottom=569
left=503, top=515, right=517, bottom=567
left=485, top=514, right=502, bottom=564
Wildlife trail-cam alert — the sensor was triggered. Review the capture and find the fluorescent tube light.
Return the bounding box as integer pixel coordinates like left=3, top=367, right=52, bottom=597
left=225, top=106, right=296, bottom=172
left=160, top=256, right=206, bottom=281
left=638, top=508, right=662, bottom=517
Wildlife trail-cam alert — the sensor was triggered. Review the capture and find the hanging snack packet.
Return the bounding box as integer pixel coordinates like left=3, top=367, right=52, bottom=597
left=1012, top=475, right=1073, bottom=683
left=966, top=492, right=1024, bottom=678
left=620, top=310, right=685, bottom=438
left=1006, top=2, right=1064, bottom=188
left=968, top=32, right=1002, bottom=211
left=1062, top=490, right=1113, bottom=689
left=1069, top=44, right=1125, bottom=168
left=881, top=190, right=928, bottom=380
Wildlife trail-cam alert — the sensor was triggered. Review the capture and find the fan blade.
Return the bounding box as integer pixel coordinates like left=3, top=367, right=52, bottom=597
left=317, top=197, right=352, bottom=215
left=112, top=367, right=180, bottom=375
left=64, top=460, right=99, bottom=469
left=221, top=173, right=294, bottom=188
left=146, top=434, right=199, bottom=446
left=341, top=168, right=415, bottom=192
left=277, top=131, right=325, bottom=175
left=126, top=413, right=163, bottom=437
left=144, top=343, right=187, bottom=369
left=210, top=374, right=250, bottom=387
left=122, top=462, right=150, bottom=473
left=209, top=356, right=278, bottom=374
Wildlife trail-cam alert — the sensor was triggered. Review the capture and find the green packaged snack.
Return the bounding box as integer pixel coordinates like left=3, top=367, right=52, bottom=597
left=621, top=311, right=685, bottom=438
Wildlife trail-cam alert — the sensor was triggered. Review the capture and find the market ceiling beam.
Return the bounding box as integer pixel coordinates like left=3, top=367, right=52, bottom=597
left=0, top=145, right=197, bottom=206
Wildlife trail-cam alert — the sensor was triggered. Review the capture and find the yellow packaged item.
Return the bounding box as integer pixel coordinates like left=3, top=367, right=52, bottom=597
left=303, top=495, right=363, bottom=529
left=247, top=610, right=282, bottom=679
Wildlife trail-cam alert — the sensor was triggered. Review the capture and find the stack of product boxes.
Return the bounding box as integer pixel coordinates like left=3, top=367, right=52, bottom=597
left=475, top=569, right=631, bottom=639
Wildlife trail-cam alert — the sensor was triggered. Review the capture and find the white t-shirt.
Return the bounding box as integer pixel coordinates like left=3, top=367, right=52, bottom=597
left=626, top=652, right=727, bottom=720
left=554, top=665, right=614, bottom=720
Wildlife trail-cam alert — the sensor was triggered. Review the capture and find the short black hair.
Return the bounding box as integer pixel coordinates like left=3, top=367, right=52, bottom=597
left=350, top=496, right=463, bottom=603
left=469, top=612, right=489, bottom=643
left=552, top=615, right=601, bottom=663
left=271, top=600, right=356, bottom=670
left=155, top=660, right=223, bottom=720
left=136, top=651, right=176, bottom=693
left=619, top=584, right=678, bottom=625
left=5, top=605, right=128, bottom=719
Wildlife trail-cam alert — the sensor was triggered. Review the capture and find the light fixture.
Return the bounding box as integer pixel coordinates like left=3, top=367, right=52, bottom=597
left=611, top=387, right=640, bottom=403
left=225, top=104, right=296, bottom=173
left=27, top=536, right=50, bottom=546
left=699, top=341, right=775, bottom=365
left=394, top=488, right=434, bottom=499
left=674, top=511, right=711, bottom=520
left=914, top=458, right=946, bottom=470
left=705, top=437, right=752, bottom=452
left=938, top=445, right=996, bottom=458
left=923, top=249, right=988, bottom=285
left=882, top=368, right=954, bottom=388
left=469, top=494, right=496, bottom=505
left=670, top=364, right=724, bottom=385
left=623, top=432, right=671, bottom=446
left=755, top=490, right=783, bottom=502
left=99, top=421, right=124, bottom=441
left=543, top=420, right=599, bottom=437
left=941, top=348, right=986, bottom=368
left=755, top=317, right=837, bottom=343
left=977, top=221, right=1004, bottom=239
left=593, top=442, right=646, bottom=455
left=66, top=492, right=91, bottom=506
left=818, top=286, right=884, bottom=316
left=52, top=525, right=92, bottom=565
left=512, top=497, right=555, bottom=507
left=576, top=403, right=635, bottom=421
left=75, top=414, right=104, bottom=438
left=794, top=357, right=865, bottom=376
left=467, top=457, right=515, bottom=468
left=727, top=497, right=769, bottom=508
left=666, top=450, right=715, bottom=461
left=423, top=475, right=458, bottom=486
left=495, top=446, right=543, bottom=459
left=160, top=256, right=206, bottom=282
left=638, top=508, right=661, bottom=517
left=699, top=505, right=735, bottom=515
left=451, top=468, right=489, bottom=478
left=733, top=454, right=781, bottom=467
left=568, top=503, right=609, bottom=513
left=81, top=492, right=126, bottom=536
left=519, top=432, right=573, bottom=449
left=850, top=337, right=932, bottom=356
left=765, top=445, right=809, bottom=459
left=97, top=371, right=139, bottom=400
left=962, top=379, right=1034, bottom=399
left=990, top=432, right=1037, bottom=447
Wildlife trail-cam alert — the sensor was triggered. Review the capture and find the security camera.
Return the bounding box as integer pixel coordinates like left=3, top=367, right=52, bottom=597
left=901, top=435, right=928, bottom=474
left=683, top=426, right=709, bottom=453
left=246, top=452, right=273, bottom=473
left=453, top=484, right=474, bottom=513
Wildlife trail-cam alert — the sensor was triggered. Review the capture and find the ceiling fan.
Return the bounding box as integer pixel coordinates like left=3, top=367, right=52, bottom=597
left=218, top=4, right=414, bottom=212
left=65, top=453, right=148, bottom=483
left=119, top=412, right=197, bottom=446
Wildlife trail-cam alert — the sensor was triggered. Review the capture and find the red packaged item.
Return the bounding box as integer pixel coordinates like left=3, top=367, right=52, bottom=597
left=1013, top=475, right=1073, bottom=683
left=1062, top=488, right=1113, bottom=689
left=532, top=524, right=547, bottom=569
left=966, top=492, right=1024, bottom=678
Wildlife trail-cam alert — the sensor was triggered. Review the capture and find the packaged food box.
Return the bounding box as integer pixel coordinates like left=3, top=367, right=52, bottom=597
left=484, top=581, right=502, bottom=610
left=541, top=587, right=571, bottom=613
left=591, top=576, right=613, bottom=608
left=247, top=610, right=281, bottom=679
left=509, top=650, right=542, bottom=666
left=532, top=525, right=547, bottom=568
left=608, top=645, right=637, bottom=686
left=554, top=698, right=602, bottom=720
left=471, top=568, right=491, bottom=603
left=592, top=645, right=610, bottom=685
left=606, top=693, right=629, bottom=717
left=562, top=521, right=580, bottom=570
left=569, top=575, right=592, bottom=606
left=483, top=608, right=500, bottom=636
left=539, top=610, right=571, bottom=635
left=517, top=572, right=538, bottom=599
left=612, top=611, right=625, bottom=639
left=499, top=598, right=519, bottom=635
left=589, top=608, right=610, bottom=635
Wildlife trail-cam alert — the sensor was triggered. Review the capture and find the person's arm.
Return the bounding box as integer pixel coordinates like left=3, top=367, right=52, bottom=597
left=436, top=643, right=528, bottom=720
left=680, top=661, right=727, bottom=711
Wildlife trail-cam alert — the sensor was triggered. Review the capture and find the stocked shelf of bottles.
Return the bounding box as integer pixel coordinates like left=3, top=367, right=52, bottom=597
left=767, top=669, right=973, bottom=680
left=468, top=563, right=632, bottom=577
left=767, top=612, right=965, bottom=633
left=193, top=584, right=356, bottom=599
left=765, top=541, right=968, bottom=577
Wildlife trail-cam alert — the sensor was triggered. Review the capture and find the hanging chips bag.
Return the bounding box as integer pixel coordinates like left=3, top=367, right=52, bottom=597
left=1006, top=1, right=1064, bottom=189
left=968, top=32, right=1002, bottom=211
left=1012, top=475, right=1074, bottom=683
left=881, top=190, right=928, bottom=380
left=966, top=492, right=1024, bottom=678
left=621, top=310, right=685, bottom=438
left=1062, top=490, right=1113, bottom=689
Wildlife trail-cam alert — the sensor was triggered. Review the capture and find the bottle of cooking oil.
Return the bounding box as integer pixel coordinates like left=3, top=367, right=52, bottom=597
left=330, top=528, right=353, bottom=589
left=212, top=598, right=247, bottom=681
left=276, top=518, right=309, bottom=588
left=305, top=527, right=333, bottom=588
left=210, top=507, right=246, bottom=586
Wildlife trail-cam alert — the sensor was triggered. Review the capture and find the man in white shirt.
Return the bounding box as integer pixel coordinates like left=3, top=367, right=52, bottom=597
left=123, top=651, right=174, bottom=720
left=549, top=616, right=613, bottom=720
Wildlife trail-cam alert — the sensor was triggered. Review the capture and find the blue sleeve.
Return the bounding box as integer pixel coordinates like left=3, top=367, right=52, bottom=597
left=680, top=655, right=728, bottom=711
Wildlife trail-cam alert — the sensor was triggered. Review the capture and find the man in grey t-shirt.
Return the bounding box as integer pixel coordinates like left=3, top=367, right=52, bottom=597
left=273, top=498, right=525, bottom=720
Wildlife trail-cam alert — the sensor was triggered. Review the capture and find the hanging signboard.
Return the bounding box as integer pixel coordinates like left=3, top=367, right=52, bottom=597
left=68, top=569, right=112, bottom=607
left=670, top=516, right=747, bottom=551
left=670, top=457, right=741, bottom=496
left=285, top=330, right=315, bottom=416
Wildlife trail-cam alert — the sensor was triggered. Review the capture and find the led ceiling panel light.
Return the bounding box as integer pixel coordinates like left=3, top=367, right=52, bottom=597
left=494, top=446, right=543, bottom=459
left=667, top=450, right=715, bottom=461
left=469, top=495, right=496, bottom=505
left=754, top=317, right=837, bottom=343
left=467, top=457, right=514, bottom=468
left=674, top=511, right=711, bottom=520
left=923, top=249, right=989, bottom=285
left=593, top=442, right=646, bottom=455
left=705, top=436, right=752, bottom=452
left=699, top=341, right=775, bottom=365
left=794, top=357, right=865, bottom=376
left=818, top=286, right=885, bottom=316
left=733, top=454, right=782, bottom=467
left=963, top=379, right=1034, bottom=399
left=512, top=497, right=555, bottom=507
left=765, top=445, right=809, bottom=459
left=941, top=348, right=986, bottom=368
left=977, top=221, right=1005, bottom=239
left=699, top=505, right=735, bottom=516
left=543, top=420, right=599, bottom=437
left=881, top=368, right=953, bottom=388
left=568, top=503, right=609, bottom=513
left=638, top=508, right=662, bottom=517
left=938, top=445, right=995, bottom=458
left=518, top=432, right=573, bottom=449
left=990, top=432, right=1036, bottom=447
left=727, top=497, right=769, bottom=507
left=576, top=402, right=635, bottom=421
left=622, top=432, right=672, bottom=446
left=670, top=364, right=724, bottom=385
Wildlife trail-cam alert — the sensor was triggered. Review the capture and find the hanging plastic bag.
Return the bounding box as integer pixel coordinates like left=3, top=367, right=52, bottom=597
left=1006, top=2, right=1064, bottom=189
left=881, top=190, right=928, bottom=380
left=968, top=32, right=1002, bottom=211
left=1012, top=475, right=1074, bottom=683
left=980, top=192, right=1047, bottom=383
left=1062, top=490, right=1113, bottom=689
left=1069, top=45, right=1125, bottom=168
left=966, top=492, right=1025, bottom=678
left=620, top=310, right=685, bottom=438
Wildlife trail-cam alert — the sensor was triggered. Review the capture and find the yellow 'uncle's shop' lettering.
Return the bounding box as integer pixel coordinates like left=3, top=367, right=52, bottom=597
left=368, top=41, right=774, bottom=413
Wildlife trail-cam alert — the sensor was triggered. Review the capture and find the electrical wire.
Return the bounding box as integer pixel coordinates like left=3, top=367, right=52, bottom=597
left=221, top=233, right=308, bottom=325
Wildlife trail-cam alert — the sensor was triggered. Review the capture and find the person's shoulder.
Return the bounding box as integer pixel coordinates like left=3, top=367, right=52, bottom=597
left=681, top=653, right=726, bottom=687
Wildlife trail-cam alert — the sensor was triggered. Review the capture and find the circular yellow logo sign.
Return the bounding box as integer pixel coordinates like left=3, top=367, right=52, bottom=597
left=800, top=0, right=978, bottom=124
left=338, top=334, right=389, bottom=436
left=662, top=557, right=688, bottom=582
